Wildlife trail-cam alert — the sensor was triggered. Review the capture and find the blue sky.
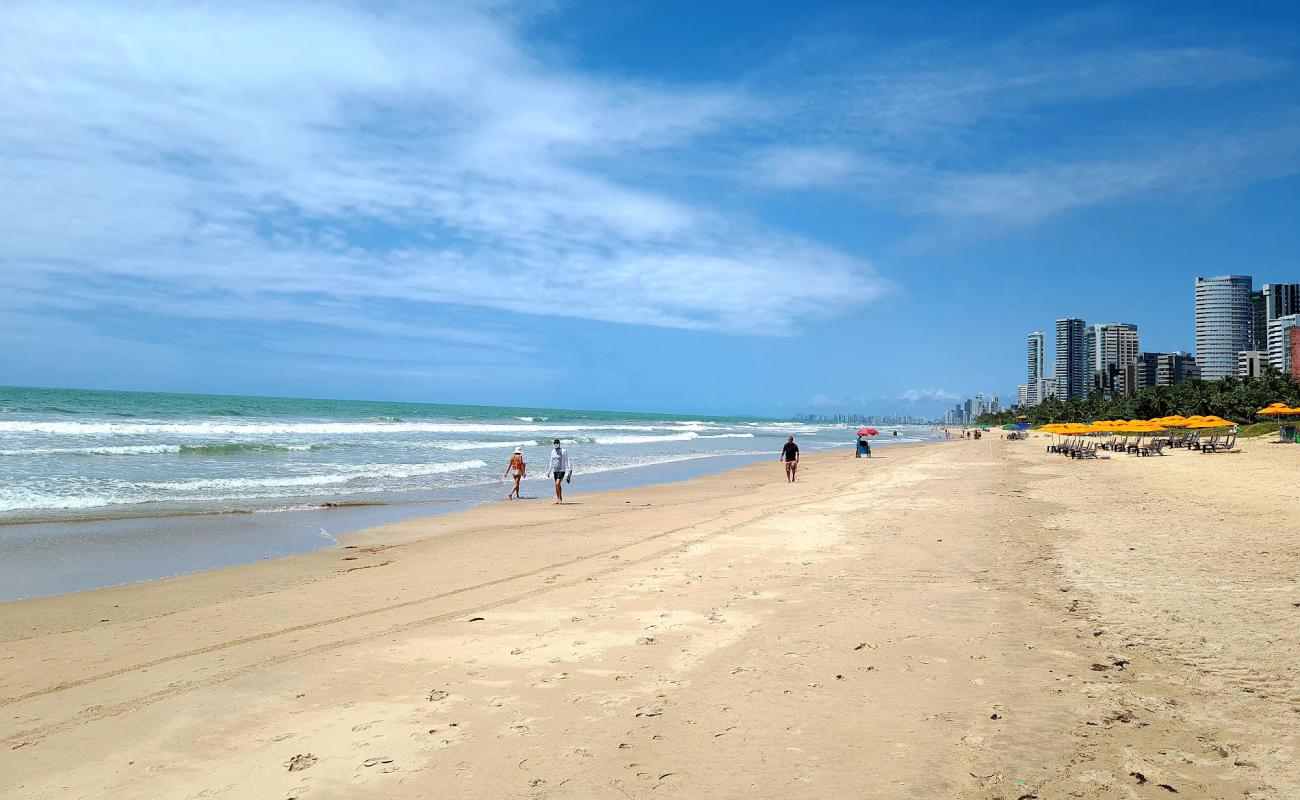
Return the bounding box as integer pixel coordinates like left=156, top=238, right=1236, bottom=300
left=1, top=1, right=1298, bottom=417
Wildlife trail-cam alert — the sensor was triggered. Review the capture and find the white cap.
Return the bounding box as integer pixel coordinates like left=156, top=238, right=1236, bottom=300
left=514, top=447, right=522, bottom=454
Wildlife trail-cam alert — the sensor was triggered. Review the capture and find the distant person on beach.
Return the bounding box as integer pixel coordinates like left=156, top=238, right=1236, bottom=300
left=856, top=437, right=871, bottom=458
left=549, top=439, right=571, bottom=504
left=781, top=436, right=800, bottom=482
left=504, top=447, right=526, bottom=500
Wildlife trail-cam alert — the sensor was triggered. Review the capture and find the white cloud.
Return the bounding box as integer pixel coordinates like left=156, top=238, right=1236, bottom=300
left=742, top=22, right=1299, bottom=231
left=0, top=1, right=886, bottom=338
left=900, top=388, right=959, bottom=402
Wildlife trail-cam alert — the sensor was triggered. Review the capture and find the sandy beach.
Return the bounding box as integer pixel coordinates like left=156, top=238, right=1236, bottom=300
left=2, top=436, right=1297, bottom=799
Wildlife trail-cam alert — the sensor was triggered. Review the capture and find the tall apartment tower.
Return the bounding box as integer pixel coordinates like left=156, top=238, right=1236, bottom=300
left=1255, top=284, right=1300, bottom=357
left=1269, top=314, right=1300, bottom=376
left=1195, top=275, right=1253, bottom=381
left=1084, top=322, right=1140, bottom=396
left=1026, top=332, right=1046, bottom=405
left=1055, top=317, right=1087, bottom=400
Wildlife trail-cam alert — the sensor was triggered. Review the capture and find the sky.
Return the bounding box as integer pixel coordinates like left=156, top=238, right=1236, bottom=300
left=1, top=1, right=1298, bottom=417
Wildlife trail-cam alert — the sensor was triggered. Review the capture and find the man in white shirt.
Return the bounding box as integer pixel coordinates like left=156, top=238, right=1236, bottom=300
left=548, top=439, right=571, bottom=504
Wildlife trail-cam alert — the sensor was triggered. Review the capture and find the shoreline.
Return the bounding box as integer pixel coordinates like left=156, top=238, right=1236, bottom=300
left=4, top=436, right=1294, bottom=799
left=0, top=441, right=926, bottom=606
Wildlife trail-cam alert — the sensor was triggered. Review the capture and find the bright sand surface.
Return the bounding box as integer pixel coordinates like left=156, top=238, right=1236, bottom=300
left=2, top=437, right=1297, bottom=799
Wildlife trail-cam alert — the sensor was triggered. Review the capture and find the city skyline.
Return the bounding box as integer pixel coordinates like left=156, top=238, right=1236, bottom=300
left=1016, top=273, right=1299, bottom=409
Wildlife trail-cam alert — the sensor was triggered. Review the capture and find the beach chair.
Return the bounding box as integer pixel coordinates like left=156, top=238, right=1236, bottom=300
left=1194, top=434, right=1221, bottom=452
left=1183, top=432, right=1200, bottom=450
left=1202, top=433, right=1237, bottom=453
left=1139, top=439, right=1166, bottom=457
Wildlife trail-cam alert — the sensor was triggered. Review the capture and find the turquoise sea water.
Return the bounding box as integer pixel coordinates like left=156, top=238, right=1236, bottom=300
left=0, top=386, right=938, bottom=599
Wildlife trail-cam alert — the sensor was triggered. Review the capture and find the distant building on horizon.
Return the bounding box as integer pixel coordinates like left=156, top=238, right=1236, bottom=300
left=1054, top=317, right=1087, bottom=400
left=1017, top=385, right=1028, bottom=407
left=1084, top=322, right=1139, bottom=397
left=1026, top=332, right=1046, bottom=406
left=1195, top=275, right=1253, bottom=381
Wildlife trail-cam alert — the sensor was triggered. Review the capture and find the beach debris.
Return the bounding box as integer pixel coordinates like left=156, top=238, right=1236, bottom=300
left=362, top=757, right=393, bottom=767
left=1157, top=784, right=1179, bottom=793
left=1130, top=771, right=1147, bottom=784
left=635, top=705, right=664, bottom=717
left=468, top=616, right=485, bottom=622
left=636, top=637, right=657, bottom=646
left=427, top=689, right=449, bottom=702
left=990, top=713, right=1001, bottom=720
left=1112, top=659, right=1130, bottom=669
left=1090, top=663, right=1111, bottom=671
left=286, top=753, right=317, bottom=772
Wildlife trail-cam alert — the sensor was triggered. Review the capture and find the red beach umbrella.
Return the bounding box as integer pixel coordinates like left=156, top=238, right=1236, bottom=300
left=857, top=427, right=878, bottom=436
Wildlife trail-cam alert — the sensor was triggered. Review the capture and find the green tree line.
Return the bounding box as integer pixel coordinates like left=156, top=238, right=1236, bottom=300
left=976, top=372, right=1300, bottom=425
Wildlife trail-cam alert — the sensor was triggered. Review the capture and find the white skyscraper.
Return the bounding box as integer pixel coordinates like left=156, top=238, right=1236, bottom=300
left=1195, top=275, right=1253, bottom=381
left=1085, top=323, right=1140, bottom=395
left=1026, top=332, right=1046, bottom=405
left=1268, top=314, right=1300, bottom=376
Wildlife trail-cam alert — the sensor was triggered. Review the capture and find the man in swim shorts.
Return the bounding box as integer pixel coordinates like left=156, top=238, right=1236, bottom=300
left=781, top=436, right=800, bottom=482
left=549, top=439, right=571, bottom=504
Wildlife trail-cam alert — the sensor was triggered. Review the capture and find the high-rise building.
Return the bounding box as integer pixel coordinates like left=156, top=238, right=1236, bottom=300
left=1291, top=328, right=1300, bottom=378
left=1084, top=322, right=1139, bottom=396
left=1252, top=283, right=1300, bottom=351
left=1026, top=332, right=1046, bottom=405
left=1054, top=318, right=1086, bottom=400
left=1135, top=351, right=1200, bottom=390
left=1238, top=350, right=1268, bottom=379
left=1195, top=275, right=1253, bottom=380
left=1017, top=385, right=1028, bottom=408
left=1269, top=314, right=1300, bottom=376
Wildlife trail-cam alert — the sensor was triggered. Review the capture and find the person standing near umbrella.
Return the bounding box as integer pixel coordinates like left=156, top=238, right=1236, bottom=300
left=780, top=436, right=800, bottom=482
left=855, top=427, right=876, bottom=458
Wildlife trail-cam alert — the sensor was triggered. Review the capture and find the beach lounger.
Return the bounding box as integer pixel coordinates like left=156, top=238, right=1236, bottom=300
left=1139, top=439, right=1166, bottom=457
left=1201, top=433, right=1236, bottom=453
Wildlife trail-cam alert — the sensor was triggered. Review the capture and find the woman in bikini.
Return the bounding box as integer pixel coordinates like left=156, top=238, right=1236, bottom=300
left=504, top=447, right=526, bottom=500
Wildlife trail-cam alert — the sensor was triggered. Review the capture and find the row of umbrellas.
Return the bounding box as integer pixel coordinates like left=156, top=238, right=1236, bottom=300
left=1040, top=404, right=1300, bottom=435
left=1041, top=415, right=1236, bottom=435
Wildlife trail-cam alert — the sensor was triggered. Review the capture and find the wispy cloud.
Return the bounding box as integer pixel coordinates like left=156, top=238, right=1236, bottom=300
left=900, top=389, right=960, bottom=402
left=0, top=1, right=886, bottom=342
left=742, top=19, right=1299, bottom=232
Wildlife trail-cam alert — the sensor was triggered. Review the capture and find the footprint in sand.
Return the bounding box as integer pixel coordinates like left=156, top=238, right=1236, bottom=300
left=285, top=753, right=317, bottom=772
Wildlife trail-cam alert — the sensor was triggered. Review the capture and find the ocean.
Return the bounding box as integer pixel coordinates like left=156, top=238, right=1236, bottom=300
left=0, top=386, right=937, bottom=599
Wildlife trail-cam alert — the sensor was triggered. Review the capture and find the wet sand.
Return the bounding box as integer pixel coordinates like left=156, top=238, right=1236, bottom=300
left=1, top=437, right=1297, bottom=798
